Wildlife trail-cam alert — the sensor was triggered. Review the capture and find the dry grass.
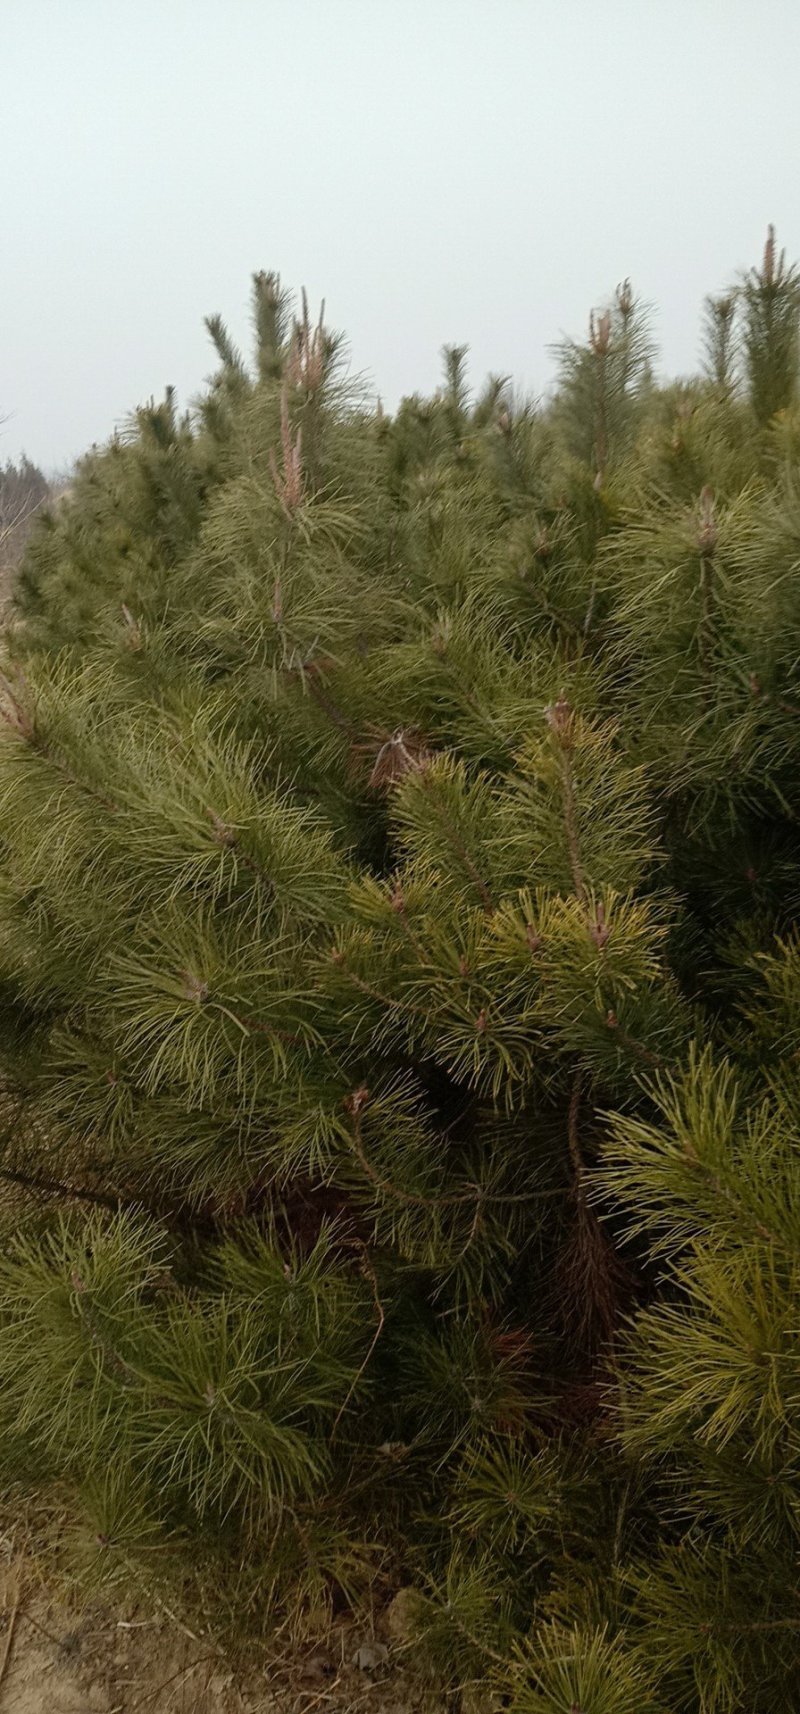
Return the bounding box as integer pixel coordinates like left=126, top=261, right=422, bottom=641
left=0, top=1501, right=438, bottom=1714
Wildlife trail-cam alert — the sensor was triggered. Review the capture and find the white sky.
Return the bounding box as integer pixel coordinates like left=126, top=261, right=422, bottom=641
left=2, top=0, right=799, bottom=470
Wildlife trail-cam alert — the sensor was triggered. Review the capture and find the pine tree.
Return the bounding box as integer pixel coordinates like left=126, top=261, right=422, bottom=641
left=0, top=239, right=798, bottom=1708
left=740, top=224, right=800, bottom=424
left=551, top=278, right=655, bottom=485
left=701, top=293, right=738, bottom=394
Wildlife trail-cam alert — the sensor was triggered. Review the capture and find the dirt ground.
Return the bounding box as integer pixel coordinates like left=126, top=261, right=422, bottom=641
left=0, top=1556, right=433, bottom=1714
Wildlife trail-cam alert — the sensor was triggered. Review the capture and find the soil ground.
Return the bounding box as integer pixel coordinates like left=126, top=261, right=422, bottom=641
left=0, top=1550, right=432, bottom=1714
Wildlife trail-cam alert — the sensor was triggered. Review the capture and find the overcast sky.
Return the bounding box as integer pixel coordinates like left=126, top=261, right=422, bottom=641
left=2, top=0, right=799, bottom=470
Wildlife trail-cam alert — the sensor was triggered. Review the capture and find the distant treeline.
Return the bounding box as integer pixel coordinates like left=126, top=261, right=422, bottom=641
left=0, top=456, right=51, bottom=599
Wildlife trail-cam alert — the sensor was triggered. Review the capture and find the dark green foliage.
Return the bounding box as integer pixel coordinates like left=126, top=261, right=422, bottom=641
left=740, top=224, right=800, bottom=424
left=551, top=279, right=655, bottom=480
left=701, top=294, right=738, bottom=394
left=0, top=234, right=799, bottom=1707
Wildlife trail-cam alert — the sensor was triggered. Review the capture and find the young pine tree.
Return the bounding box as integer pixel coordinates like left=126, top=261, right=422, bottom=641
left=0, top=240, right=798, bottom=1709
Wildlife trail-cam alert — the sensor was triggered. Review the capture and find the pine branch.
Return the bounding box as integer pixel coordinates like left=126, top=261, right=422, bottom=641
left=331, top=1244, right=385, bottom=1432
left=697, top=486, right=717, bottom=700
left=604, top=1010, right=669, bottom=1072
left=0, top=1163, right=124, bottom=1212
left=545, top=693, right=587, bottom=903
left=417, top=769, right=496, bottom=916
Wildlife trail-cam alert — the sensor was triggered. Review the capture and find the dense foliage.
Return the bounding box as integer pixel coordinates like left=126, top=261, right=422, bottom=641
left=1, top=237, right=799, bottom=1709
